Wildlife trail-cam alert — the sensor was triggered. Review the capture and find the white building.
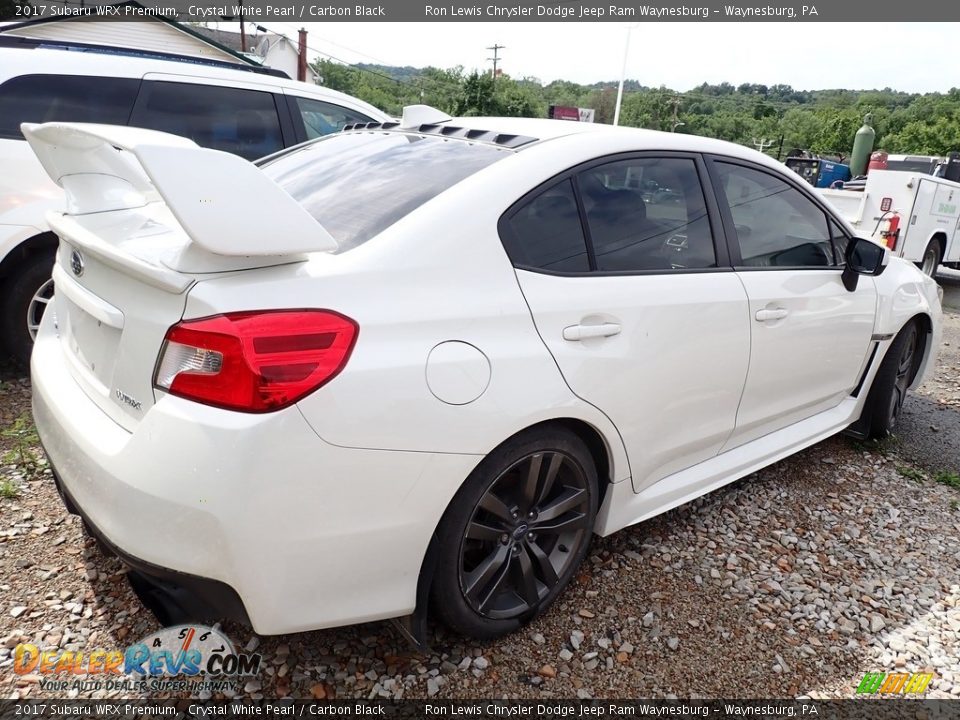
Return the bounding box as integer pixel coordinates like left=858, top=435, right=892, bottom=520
left=194, top=26, right=320, bottom=85
left=0, top=6, right=317, bottom=84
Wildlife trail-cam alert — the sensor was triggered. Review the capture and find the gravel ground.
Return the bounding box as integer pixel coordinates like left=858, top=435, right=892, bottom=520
left=1, top=314, right=959, bottom=701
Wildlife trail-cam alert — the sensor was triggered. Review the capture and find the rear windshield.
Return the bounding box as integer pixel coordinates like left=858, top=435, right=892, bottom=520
left=261, top=132, right=510, bottom=252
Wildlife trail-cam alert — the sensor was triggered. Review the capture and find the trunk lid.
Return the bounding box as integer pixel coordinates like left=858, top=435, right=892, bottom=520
left=48, top=205, right=309, bottom=430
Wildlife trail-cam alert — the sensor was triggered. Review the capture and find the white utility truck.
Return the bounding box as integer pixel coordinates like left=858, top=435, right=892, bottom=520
left=817, top=170, right=960, bottom=278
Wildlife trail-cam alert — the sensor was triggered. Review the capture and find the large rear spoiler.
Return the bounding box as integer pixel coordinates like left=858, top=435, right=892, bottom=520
left=21, top=122, right=337, bottom=256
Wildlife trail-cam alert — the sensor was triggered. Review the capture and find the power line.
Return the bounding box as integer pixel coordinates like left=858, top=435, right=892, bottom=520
left=487, top=44, right=505, bottom=80
left=300, top=33, right=392, bottom=66
left=255, top=23, right=413, bottom=87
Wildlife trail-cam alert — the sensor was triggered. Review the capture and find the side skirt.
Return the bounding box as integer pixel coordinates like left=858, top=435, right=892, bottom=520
left=595, top=397, right=861, bottom=537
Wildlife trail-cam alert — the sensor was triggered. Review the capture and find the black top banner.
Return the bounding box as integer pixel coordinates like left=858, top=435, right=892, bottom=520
left=1, top=700, right=960, bottom=720
left=2, top=0, right=959, bottom=22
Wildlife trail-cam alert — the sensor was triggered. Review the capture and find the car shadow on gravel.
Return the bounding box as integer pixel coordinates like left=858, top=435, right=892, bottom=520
left=890, top=394, right=960, bottom=475
left=0, top=359, right=26, bottom=382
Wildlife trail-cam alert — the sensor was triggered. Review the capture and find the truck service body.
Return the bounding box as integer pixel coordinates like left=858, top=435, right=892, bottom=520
left=817, top=169, right=960, bottom=276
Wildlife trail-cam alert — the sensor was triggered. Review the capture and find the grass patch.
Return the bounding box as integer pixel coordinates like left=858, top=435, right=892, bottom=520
left=897, top=466, right=926, bottom=483
left=851, top=435, right=897, bottom=456
left=934, top=470, right=960, bottom=490
left=1, top=412, right=40, bottom=474
left=0, top=479, right=19, bottom=499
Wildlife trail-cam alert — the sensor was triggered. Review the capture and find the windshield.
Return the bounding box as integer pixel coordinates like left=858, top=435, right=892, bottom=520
left=261, top=132, right=511, bottom=252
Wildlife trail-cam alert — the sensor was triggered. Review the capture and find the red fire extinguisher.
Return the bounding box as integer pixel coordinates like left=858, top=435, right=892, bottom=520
left=879, top=212, right=901, bottom=250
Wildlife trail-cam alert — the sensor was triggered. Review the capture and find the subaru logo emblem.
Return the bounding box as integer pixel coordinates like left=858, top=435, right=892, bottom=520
left=70, top=249, right=84, bottom=277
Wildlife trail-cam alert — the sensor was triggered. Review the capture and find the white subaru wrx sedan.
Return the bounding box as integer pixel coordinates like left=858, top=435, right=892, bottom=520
left=26, top=109, right=941, bottom=641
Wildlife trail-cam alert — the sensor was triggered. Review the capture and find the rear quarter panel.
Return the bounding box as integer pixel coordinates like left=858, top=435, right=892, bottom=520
left=182, top=142, right=638, bottom=483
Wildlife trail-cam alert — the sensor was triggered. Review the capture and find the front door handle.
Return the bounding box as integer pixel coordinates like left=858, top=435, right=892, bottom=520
left=755, top=308, right=789, bottom=322
left=563, top=322, right=622, bottom=341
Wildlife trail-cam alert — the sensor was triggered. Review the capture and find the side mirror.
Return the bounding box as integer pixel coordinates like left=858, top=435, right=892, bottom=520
left=842, top=237, right=887, bottom=291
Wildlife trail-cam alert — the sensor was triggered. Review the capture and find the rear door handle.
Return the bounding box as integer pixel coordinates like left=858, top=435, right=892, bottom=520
left=562, top=323, right=622, bottom=341
left=755, top=308, right=789, bottom=322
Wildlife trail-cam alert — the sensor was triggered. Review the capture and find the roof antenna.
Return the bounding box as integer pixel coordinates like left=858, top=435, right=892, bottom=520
left=400, top=105, right=452, bottom=129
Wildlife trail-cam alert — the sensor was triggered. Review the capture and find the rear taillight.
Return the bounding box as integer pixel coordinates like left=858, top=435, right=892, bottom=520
left=154, top=310, right=358, bottom=413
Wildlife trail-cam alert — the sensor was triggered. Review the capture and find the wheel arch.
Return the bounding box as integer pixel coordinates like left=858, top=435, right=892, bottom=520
left=907, top=311, right=935, bottom=390
left=927, top=231, right=948, bottom=266
left=0, top=231, right=58, bottom=282
left=863, top=310, right=933, bottom=401
left=403, top=416, right=618, bottom=649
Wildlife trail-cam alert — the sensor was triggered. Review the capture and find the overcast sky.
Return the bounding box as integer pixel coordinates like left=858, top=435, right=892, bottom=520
left=259, top=22, right=954, bottom=93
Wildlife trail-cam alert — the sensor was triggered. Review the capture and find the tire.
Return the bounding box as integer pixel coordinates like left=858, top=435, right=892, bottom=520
left=0, top=253, right=55, bottom=368
left=918, top=239, right=941, bottom=278
left=430, top=425, right=598, bottom=640
left=862, top=321, right=923, bottom=439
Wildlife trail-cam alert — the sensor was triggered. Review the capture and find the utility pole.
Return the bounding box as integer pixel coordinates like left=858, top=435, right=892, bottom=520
left=753, top=137, right=775, bottom=154
left=297, top=28, right=307, bottom=82
left=239, top=1, right=246, bottom=52
left=670, top=95, right=683, bottom=132
left=613, top=29, right=631, bottom=126
left=487, top=44, right=505, bottom=79
left=613, top=23, right=639, bottom=126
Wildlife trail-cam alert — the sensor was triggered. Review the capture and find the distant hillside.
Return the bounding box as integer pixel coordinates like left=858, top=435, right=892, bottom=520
left=355, top=63, right=425, bottom=84
left=313, top=59, right=960, bottom=157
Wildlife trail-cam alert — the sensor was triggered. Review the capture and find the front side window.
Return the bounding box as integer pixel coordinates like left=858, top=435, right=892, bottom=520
left=130, top=81, right=283, bottom=161
left=578, top=158, right=715, bottom=272
left=717, top=162, right=835, bottom=268
left=829, top=219, right=850, bottom=264
left=294, top=97, right=372, bottom=139
left=262, top=132, right=508, bottom=252
left=0, top=74, right=139, bottom=139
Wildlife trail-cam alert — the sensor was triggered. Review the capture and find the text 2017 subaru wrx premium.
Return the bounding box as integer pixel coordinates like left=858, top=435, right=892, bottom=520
left=27, top=108, right=941, bottom=640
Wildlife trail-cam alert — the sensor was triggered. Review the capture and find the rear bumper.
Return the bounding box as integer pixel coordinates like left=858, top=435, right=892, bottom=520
left=32, top=315, right=482, bottom=635
left=50, top=463, right=250, bottom=627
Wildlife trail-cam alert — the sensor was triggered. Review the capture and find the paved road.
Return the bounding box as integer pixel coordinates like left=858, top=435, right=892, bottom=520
left=938, top=266, right=960, bottom=312
left=896, top=268, right=960, bottom=474
left=896, top=395, right=960, bottom=474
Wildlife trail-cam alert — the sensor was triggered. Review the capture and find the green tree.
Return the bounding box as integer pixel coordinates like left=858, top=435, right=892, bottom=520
left=455, top=71, right=499, bottom=116
left=301, top=61, right=960, bottom=159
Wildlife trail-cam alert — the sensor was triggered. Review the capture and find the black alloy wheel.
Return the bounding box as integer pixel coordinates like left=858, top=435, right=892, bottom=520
left=459, top=449, right=591, bottom=619
left=430, top=426, right=598, bottom=639
left=863, top=320, right=923, bottom=439
left=884, top=322, right=920, bottom=430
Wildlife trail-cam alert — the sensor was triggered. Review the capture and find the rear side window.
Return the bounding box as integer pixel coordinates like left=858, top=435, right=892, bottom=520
left=262, top=132, right=508, bottom=252
left=294, top=97, right=371, bottom=139
left=580, top=158, right=715, bottom=272
left=130, top=81, right=283, bottom=161
left=502, top=179, right=590, bottom=272
left=0, top=74, right=139, bottom=139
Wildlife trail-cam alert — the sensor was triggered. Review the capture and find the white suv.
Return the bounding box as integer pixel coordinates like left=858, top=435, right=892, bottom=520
left=0, top=35, right=389, bottom=365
